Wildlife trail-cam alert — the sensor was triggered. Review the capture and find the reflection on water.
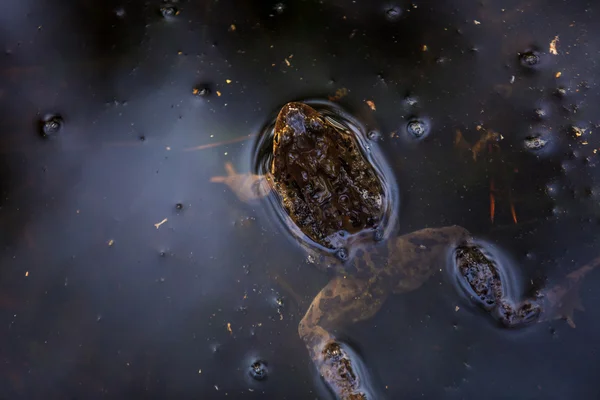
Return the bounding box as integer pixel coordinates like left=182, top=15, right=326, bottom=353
left=0, top=0, right=600, bottom=399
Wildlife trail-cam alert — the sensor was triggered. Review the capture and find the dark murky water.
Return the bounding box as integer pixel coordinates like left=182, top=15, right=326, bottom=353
left=1, top=0, right=600, bottom=399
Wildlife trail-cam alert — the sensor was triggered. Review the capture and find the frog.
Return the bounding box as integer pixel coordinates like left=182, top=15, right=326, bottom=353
left=211, top=102, right=592, bottom=400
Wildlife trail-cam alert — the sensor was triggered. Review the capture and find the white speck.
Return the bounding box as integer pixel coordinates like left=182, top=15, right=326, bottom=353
left=214, top=385, right=219, bottom=391
left=224, top=152, right=228, bottom=155
left=474, top=20, right=481, bottom=25
left=510, top=75, right=515, bottom=84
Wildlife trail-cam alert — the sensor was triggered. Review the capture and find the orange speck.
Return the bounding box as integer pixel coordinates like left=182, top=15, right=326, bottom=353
left=366, top=100, right=376, bottom=111
left=555, top=71, right=562, bottom=78
left=192, top=88, right=199, bottom=95
left=549, top=35, right=559, bottom=55
left=510, top=202, right=518, bottom=224
left=25, top=271, right=29, bottom=277
left=227, top=322, right=232, bottom=334
left=225, top=79, right=232, bottom=84
left=328, top=88, right=348, bottom=102
left=216, top=91, right=222, bottom=97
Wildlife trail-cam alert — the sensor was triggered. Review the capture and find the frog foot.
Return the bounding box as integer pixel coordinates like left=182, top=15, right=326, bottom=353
left=543, top=278, right=585, bottom=328
left=541, top=256, right=600, bottom=328
left=210, top=162, right=270, bottom=202
left=319, top=341, right=368, bottom=400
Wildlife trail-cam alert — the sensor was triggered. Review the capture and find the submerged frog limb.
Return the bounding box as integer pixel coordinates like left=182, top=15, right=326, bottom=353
left=298, top=275, right=381, bottom=400
left=210, top=162, right=270, bottom=202
left=454, top=244, right=542, bottom=328
left=298, top=226, right=470, bottom=400
left=539, top=255, right=600, bottom=328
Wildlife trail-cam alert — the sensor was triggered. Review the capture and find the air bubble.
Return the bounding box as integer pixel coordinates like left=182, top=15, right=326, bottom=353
left=534, top=108, right=546, bottom=119
left=160, top=5, right=178, bottom=18
left=524, top=135, right=548, bottom=151
left=193, top=86, right=210, bottom=97
left=336, top=248, right=349, bottom=261
left=407, top=120, right=428, bottom=138
left=367, top=130, right=381, bottom=141
left=175, top=203, right=184, bottom=210
left=273, top=3, right=285, bottom=14
left=249, top=360, right=268, bottom=381
left=519, top=51, right=540, bottom=67
left=40, top=115, right=63, bottom=138
left=114, top=7, right=126, bottom=18
left=404, top=96, right=418, bottom=107
left=385, top=6, right=402, bottom=21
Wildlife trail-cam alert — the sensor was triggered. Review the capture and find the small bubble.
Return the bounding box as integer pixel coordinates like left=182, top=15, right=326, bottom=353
left=175, top=203, right=184, bottom=210
left=159, top=251, right=167, bottom=257
left=520, top=51, right=540, bottom=67
left=367, top=130, right=381, bottom=141
left=404, top=96, right=418, bottom=106
left=336, top=248, right=349, bottom=261
left=114, top=7, right=126, bottom=18
left=524, top=135, right=548, bottom=151
left=160, top=5, right=178, bottom=18
left=407, top=120, right=427, bottom=138
left=40, top=115, right=63, bottom=137
left=273, top=3, right=285, bottom=14
left=385, top=6, right=402, bottom=21
left=249, top=360, right=268, bottom=381
left=534, top=108, right=546, bottom=119
left=193, top=86, right=210, bottom=97
left=275, top=297, right=284, bottom=308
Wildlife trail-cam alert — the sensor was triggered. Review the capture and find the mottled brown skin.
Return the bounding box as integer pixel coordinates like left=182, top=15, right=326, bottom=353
left=297, top=226, right=470, bottom=399
left=211, top=102, right=592, bottom=400
left=455, top=245, right=542, bottom=327
left=271, top=102, right=384, bottom=250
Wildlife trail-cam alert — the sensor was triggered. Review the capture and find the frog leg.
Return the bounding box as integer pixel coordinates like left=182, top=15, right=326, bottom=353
left=389, top=226, right=472, bottom=294
left=210, top=162, right=271, bottom=202
left=298, top=275, right=389, bottom=400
